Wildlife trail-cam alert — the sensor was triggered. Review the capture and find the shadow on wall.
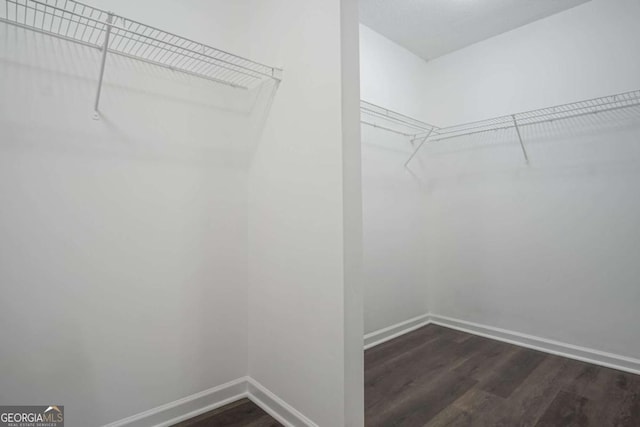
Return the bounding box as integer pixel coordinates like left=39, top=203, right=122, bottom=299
left=0, top=22, right=279, bottom=170
left=360, top=124, right=414, bottom=154
left=407, top=105, right=640, bottom=192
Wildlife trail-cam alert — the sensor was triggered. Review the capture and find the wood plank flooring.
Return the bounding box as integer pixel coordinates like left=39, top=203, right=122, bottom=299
left=365, top=324, right=640, bottom=427
left=172, top=398, right=281, bottom=427
left=176, top=324, right=640, bottom=426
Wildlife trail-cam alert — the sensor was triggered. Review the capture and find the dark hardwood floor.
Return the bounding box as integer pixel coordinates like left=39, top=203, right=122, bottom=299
left=175, top=324, right=640, bottom=426
left=172, top=398, right=281, bottom=427
left=366, top=324, right=640, bottom=426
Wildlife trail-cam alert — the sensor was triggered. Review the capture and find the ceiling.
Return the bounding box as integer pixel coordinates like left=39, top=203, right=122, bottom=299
left=360, top=0, right=591, bottom=61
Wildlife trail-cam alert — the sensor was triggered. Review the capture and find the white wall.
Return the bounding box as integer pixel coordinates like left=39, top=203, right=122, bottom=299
left=415, top=0, right=640, bottom=359
left=246, top=1, right=363, bottom=425
left=359, top=25, right=431, bottom=122
left=0, top=1, right=270, bottom=425
left=419, top=0, right=640, bottom=126
left=360, top=128, right=430, bottom=334
left=359, top=25, right=431, bottom=334
left=341, top=0, right=365, bottom=425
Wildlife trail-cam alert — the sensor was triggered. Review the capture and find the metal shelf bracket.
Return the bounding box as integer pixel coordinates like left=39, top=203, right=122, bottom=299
left=93, top=12, right=113, bottom=120
left=404, top=129, right=434, bottom=168
left=512, top=114, right=529, bottom=164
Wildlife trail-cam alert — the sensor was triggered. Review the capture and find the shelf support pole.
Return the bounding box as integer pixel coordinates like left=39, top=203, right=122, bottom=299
left=512, top=115, right=529, bottom=164
left=93, top=12, right=114, bottom=120
left=405, top=128, right=434, bottom=168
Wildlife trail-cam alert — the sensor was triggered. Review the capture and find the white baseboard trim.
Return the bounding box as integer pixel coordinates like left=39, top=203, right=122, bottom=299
left=429, top=314, right=640, bottom=376
left=247, top=377, right=319, bottom=427
left=103, top=376, right=317, bottom=427
left=103, top=377, right=248, bottom=427
left=104, top=312, right=640, bottom=427
left=364, top=312, right=640, bottom=375
left=364, top=313, right=431, bottom=350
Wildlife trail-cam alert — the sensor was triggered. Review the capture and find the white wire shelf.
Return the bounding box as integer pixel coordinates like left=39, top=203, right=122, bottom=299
left=361, top=100, right=438, bottom=137
left=431, top=90, right=640, bottom=142
left=1, top=0, right=282, bottom=116
left=406, top=89, right=640, bottom=167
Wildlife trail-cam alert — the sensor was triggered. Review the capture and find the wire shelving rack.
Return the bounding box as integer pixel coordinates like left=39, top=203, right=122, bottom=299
left=360, top=100, right=440, bottom=167
left=360, top=100, right=438, bottom=137
left=405, top=89, right=640, bottom=167
left=0, top=0, right=283, bottom=118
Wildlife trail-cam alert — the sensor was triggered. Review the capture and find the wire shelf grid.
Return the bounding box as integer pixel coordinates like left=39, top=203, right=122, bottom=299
left=1, top=0, right=282, bottom=90
left=360, top=100, right=438, bottom=137
left=431, top=90, right=640, bottom=142
left=404, top=89, right=640, bottom=167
